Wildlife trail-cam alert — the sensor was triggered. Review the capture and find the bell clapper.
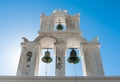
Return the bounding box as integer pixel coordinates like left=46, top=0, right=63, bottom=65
left=45, top=63, right=48, bottom=82
left=73, top=64, right=77, bottom=82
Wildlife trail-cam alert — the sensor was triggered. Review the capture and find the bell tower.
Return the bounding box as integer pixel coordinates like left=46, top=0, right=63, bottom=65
left=17, top=9, right=104, bottom=76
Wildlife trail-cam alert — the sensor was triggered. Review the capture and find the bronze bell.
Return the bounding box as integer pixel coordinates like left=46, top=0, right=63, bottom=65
left=67, top=49, right=80, bottom=64
left=57, top=23, right=63, bottom=30
left=42, top=50, right=52, bottom=63
left=56, top=20, right=63, bottom=30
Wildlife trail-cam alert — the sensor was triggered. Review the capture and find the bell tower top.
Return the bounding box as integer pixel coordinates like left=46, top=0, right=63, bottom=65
left=39, top=9, right=81, bottom=34
left=17, top=9, right=104, bottom=76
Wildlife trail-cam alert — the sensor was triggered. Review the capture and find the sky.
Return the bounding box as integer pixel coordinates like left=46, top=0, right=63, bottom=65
left=0, top=0, right=120, bottom=76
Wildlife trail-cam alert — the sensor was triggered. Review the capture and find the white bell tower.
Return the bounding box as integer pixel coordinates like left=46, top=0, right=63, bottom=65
left=17, top=9, right=104, bottom=76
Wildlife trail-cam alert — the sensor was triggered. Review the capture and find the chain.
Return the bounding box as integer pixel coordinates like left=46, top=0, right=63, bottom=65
left=74, top=64, right=77, bottom=82
left=45, top=63, right=47, bottom=82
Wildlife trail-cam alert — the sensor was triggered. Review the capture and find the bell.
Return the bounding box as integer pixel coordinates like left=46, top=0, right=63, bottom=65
left=56, top=19, right=63, bottom=30
left=57, top=23, right=63, bottom=30
left=42, top=50, right=52, bottom=63
left=67, top=49, right=80, bottom=64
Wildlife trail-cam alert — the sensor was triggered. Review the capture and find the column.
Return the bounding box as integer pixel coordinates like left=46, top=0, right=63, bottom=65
left=80, top=43, right=104, bottom=76
left=17, top=43, right=41, bottom=76
left=55, top=43, right=66, bottom=76
left=33, top=46, right=41, bottom=76
left=17, top=43, right=26, bottom=76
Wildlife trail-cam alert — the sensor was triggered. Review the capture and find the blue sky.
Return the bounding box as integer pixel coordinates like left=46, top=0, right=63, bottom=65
left=0, top=0, right=120, bottom=76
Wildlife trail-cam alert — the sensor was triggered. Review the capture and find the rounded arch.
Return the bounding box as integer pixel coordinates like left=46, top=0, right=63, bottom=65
left=40, top=38, right=56, bottom=48
left=34, top=35, right=58, bottom=42
left=66, top=38, right=80, bottom=49
left=35, top=35, right=58, bottom=48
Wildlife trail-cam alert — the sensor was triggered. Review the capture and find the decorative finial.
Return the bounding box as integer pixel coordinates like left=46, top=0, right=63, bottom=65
left=63, top=10, right=67, bottom=13
left=22, top=37, right=29, bottom=42
left=53, top=9, right=67, bottom=13
left=92, top=37, right=99, bottom=43
left=77, top=13, right=80, bottom=16
left=40, top=13, right=45, bottom=16
left=53, top=10, right=57, bottom=13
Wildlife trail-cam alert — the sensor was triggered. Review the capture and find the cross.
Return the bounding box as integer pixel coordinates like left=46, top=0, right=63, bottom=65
left=56, top=19, right=64, bottom=24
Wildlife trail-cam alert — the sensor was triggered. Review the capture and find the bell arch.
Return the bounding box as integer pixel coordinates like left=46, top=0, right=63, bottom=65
left=38, top=48, right=56, bottom=76
left=34, top=35, right=58, bottom=43
left=37, top=37, right=57, bottom=76
left=66, top=38, right=80, bottom=49
left=65, top=48, right=82, bottom=76
left=39, top=37, right=56, bottom=49
left=65, top=38, right=83, bottom=76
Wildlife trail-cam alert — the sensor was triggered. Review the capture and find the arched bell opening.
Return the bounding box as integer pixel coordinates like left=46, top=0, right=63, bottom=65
left=54, top=23, right=66, bottom=31
left=66, top=38, right=80, bottom=49
left=38, top=48, right=55, bottom=76
left=65, top=48, right=83, bottom=76
left=54, top=19, right=66, bottom=31
left=39, top=38, right=56, bottom=49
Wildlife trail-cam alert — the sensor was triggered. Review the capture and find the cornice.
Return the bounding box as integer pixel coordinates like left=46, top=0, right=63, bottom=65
left=0, top=76, right=120, bottom=80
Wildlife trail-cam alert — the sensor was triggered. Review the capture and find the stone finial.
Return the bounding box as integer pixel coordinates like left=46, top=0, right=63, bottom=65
left=63, top=10, right=67, bottom=13
left=77, top=13, right=80, bottom=16
left=22, top=37, right=29, bottom=42
left=92, top=37, right=99, bottom=43
left=40, top=13, right=45, bottom=16
left=53, top=10, right=57, bottom=13
left=53, top=9, right=67, bottom=13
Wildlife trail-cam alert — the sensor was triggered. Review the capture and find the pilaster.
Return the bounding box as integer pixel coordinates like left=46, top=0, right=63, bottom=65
left=17, top=42, right=40, bottom=76
left=80, top=43, right=104, bottom=76
left=54, top=43, right=66, bottom=76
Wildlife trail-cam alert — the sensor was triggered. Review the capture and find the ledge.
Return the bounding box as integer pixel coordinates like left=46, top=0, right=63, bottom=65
left=39, top=31, right=81, bottom=35
left=0, top=76, right=120, bottom=80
